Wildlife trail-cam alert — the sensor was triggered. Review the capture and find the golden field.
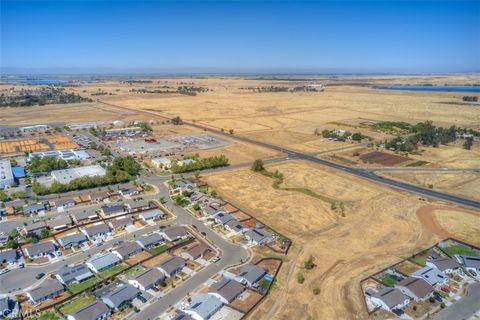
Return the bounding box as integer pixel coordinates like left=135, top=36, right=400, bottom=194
left=206, top=160, right=479, bottom=320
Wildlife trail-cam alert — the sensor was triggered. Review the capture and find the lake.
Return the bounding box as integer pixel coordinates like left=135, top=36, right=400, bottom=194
left=0, top=79, right=67, bottom=85
left=377, top=85, right=480, bottom=93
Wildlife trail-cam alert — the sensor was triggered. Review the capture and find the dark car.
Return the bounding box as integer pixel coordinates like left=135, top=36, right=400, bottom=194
left=137, top=295, right=148, bottom=303
left=35, top=273, right=45, bottom=279
left=200, top=231, right=207, bottom=237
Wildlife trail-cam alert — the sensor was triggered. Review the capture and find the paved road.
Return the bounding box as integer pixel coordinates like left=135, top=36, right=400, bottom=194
left=133, top=177, right=249, bottom=320
left=99, top=101, right=480, bottom=210
left=434, top=282, right=480, bottom=320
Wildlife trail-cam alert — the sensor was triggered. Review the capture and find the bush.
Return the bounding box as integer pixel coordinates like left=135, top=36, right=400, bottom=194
left=304, top=255, right=315, bottom=270
left=251, top=159, right=265, bottom=172
left=312, top=287, right=320, bottom=295
left=296, top=271, right=305, bottom=284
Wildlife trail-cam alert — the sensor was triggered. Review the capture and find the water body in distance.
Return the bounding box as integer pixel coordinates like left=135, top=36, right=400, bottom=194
left=377, top=85, right=480, bottom=93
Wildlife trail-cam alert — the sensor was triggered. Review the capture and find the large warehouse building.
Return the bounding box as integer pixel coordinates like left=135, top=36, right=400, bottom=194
left=0, top=159, right=14, bottom=189
left=51, top=165, right=106, bottom=184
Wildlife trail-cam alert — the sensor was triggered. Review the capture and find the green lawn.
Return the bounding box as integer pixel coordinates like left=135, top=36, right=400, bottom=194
left=198, top=185, right=208, bottom=193
left=59, top=295, right=96, bottom=314
left=258, top=279, right=272, bottom=290
left=99, top=264, right=128, bottom=279
left=381, top=274, right=398, bottom=287
left=67, top=277, right=99, bottom=294
left=124, top=266, right=146, bottom=278
left=412, top=256, right=427, bottom=266
left=149, top=244, right=169, bottom=255
left=443, top=245, right=480, bottom=257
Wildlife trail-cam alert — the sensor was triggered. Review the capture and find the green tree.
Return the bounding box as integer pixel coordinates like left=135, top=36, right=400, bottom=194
left=251, top=159, right=265, bottom=172
left=463, top=137, right=473, bottom=150
left=304, top=255, right=315, bottom=270
left=40, top=228, right=51, bottom=239
left=229, top=129, right=234, bottom=135
left=171, top=116, right=183, bottom=125
left=351, top=133, right=362, bottom=141
left=0, top=190, right=8, bottom=202
left=296, top=271, right=305, bottom=284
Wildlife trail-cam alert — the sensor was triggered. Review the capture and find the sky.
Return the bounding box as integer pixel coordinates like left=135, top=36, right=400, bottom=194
left=1, top=1, right=479, bottom=74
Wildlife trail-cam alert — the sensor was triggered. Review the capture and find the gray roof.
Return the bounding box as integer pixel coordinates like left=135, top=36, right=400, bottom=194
left=47, top=215, right=72, bottom=229
left=68, top=300, right=110, bottom=320
left=90, top=191, right=109, bottom=201
left=136, top=233, right=164, bottom=247
left=0, top=249, right=18, bottom=263
left=24, top=221, right=46, bottom=232
left=209, top=279, right=245, bottom=303
left=108, top=215, right=134, bottom=229
left=58, top=233, right=87, bottom=247
left=156, top=256, right=185, bottom=275
left=396, top=277, right=434, bottom=299
left=412, top=267, right=447, bottom=285
left=24, top=203, right=46, bottom=213
left=27, top=279, right=64, bottom=301
left=186, top=294, right=222, bottom=320
left=88, top=252, right=120, bottom=271
left=101, top=284, right=140, bottom=309
left=101, top=204, right=124, bottom=216
left=184, top=243, right=210, bottom=259
left=428, top=257, right=460, bottom=272
left=175, top=180, right=194, bottom=190
left=54, top=198, right=75, bottom=207
left=56, top=264, right=92, bottom=284
left=133, top=268, right=165, bottom=288
left=25, top=241, right=56, bottom=257
left=71, top=210, right=98, bottom=221
left=83, top=223, right=111, bottom=237
left=245, top=228, right=272, bottom=244
left=140, top=209, right=164, bottom=220
left=459, top=255, right=480, bottom=270
left=225, top=219, right=247, bottom=232
left=113, top=241, right=142, bottom=258
left=162, top=227, right=188, bottom=240
left=237, top=264, right=266, bottom=284
left=126, top=198, right=150, bottom=209
left=373, top=287, right=409, bottom=309
left=215, top=212, right=233, bottom=225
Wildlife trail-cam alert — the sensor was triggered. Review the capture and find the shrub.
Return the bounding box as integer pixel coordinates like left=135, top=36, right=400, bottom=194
left=313, top=287, right=321, bottom=295
left=296, top=271, right=305, bottom=284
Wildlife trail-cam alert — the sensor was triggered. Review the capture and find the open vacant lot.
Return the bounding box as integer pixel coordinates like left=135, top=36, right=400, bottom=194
left=206, top=160, right=479, bottom=320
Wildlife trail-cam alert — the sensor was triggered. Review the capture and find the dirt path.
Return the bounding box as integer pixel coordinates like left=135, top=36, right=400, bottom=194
left=416, top=204, right=479, bottom=242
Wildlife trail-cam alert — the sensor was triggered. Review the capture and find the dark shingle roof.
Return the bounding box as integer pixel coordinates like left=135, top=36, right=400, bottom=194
left=68, top=300, right=110, bottom=320
left=209, top=278, right=245, bottom=302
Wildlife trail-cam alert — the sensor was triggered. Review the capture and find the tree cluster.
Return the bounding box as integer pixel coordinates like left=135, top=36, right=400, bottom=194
left=0, top=88, right=92, bottom=107
left=28, top=156, right=68, bottom=173
left=170, top=155, right=229, bottom=173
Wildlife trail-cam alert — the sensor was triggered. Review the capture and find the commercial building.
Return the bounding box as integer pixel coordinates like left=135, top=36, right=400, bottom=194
left=0, top=160, right=14, bottom=189
left=51, top=165, right=106, bottom=184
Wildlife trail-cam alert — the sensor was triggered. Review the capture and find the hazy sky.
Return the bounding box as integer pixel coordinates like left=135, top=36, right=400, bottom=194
left=1, top=1, right=479, bottom=74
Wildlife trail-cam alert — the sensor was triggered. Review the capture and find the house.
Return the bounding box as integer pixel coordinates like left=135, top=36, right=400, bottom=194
left=24, top=241, right=57, bottom=259
left=21, top=221, right=46, bottom=237
left=370, top=287, right=410, bottom=311
left=224, top=219, right=248, bottom=234
left=184, top=294, right=223, bottom=320
left=112, top=241, right=143, bottom=260
left=55, top=264, right=94, bottom=285
left=26, top=279, right=64, bottom=305
left=87, top=252, right=121, bottom=273
left=67, top=300, right=111, bottom=320
left=101, top=284, right=140, bottom=310
left=58, top=233, right=88, bottom=249
left=152, top=157, right=171, bottom=169
left=126, top=198, right=151, bottom=212
left=173, top=180, right=195, bottom=193
left=208, top=279, right=245, bottom=304
left=235, top=264, right=266, bottom=287
left=139, top=209, right=165, bottom=221
left=245, top=228, right=273, bottom=245
left=0, top=249, right=18, bottom=264
left=0, top=296, right=19, bottom=319
left=54, top=198, right=76, bottom=211
left=119, top=187, right=140, bottom=198
left=136, top=233, right=164, bottom=249
left=89, top=192, right=109, bottom=203
left=426, top=257, right=460, bottom=274
left=81, top=224, right=112, bottom=241
left=100, top=204, right=125, bottom=218
left=128, top=268, right=165, bottom=291
left=395, top=277, right=434, bottom=301
left=181, top=243, right=210, bottom=261
left=71, top=210, right=98, bottom=224
left=202, top=204, right=222, bottom=217
left=108, top=215, right=134, bottom=230
left=23, top=203, right=46, bottom=215
left=412, top=267, right=447, bottom=286
left=47, top=215, right=72, bottom=230
left=160, top=227, right=189, bottom=242
left=214, top=212, right=233, bottom=226
left=156, top=255, right=186, bottom=277
left=457, top=255, right=480, bottom=273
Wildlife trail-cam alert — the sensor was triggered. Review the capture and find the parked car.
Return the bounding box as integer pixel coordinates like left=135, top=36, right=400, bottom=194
left=35, top=273, right=45, bottom=279
left=212, top=256, right=220, bottom=263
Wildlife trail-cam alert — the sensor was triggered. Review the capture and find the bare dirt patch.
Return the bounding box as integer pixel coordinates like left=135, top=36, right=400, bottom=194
left=360, top=151, right=410, bottom=166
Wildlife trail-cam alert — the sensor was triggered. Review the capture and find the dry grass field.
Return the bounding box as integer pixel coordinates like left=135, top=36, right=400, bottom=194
left=206, top=160, right=479, bottom=320
left=379, top=171, right=480, bottom=201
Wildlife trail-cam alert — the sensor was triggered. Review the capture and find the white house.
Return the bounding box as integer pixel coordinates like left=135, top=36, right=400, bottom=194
left=370, top=287, right=410, bottom=312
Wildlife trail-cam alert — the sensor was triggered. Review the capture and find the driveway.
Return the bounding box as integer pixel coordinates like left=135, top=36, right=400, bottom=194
left=434, top=282, right=480, bottom=320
